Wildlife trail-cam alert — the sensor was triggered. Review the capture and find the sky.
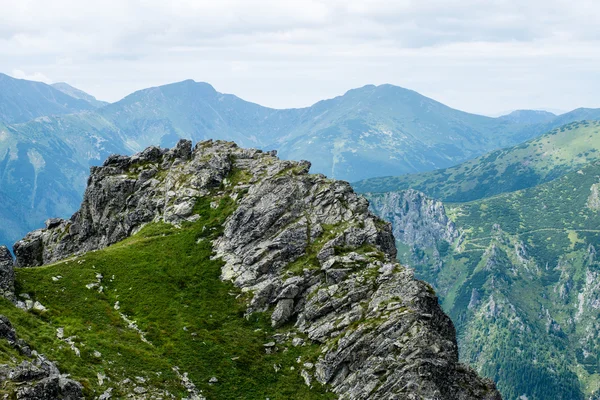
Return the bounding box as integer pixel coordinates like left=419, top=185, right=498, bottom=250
left=1, top=0, right=599, bottom=116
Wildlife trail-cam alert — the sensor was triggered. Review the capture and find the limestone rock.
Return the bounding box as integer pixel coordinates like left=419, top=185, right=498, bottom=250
left=13, top=140, right=500, bottom=399
left=0, top=245, right=15, bottom=301
left=0, top=315, right=83, bottom=399
left=366, top=189, right=459, bottom=248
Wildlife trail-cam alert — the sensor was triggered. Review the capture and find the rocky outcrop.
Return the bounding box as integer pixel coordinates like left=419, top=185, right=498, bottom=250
left=14, top=139, right=215, bottom=266
left=0, top=246, right=15, bottom=301
left=366, top=190, right=459, bottom=249
left=587, top=183, right=600, bottom=211
left=13, top=140, right=500, bottom=399
left=0, top=315, right=83, bottom=399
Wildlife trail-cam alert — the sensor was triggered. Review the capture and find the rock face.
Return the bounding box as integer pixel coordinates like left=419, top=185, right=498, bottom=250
left=366, top=190, right=459, bottom=249
left=0, top=246, right=15, bottom=300
left=14, top=140, right=203, bottom=266
left=14, top=140, right=500, bottom=399
left=0, top=315, right=83, bottom=399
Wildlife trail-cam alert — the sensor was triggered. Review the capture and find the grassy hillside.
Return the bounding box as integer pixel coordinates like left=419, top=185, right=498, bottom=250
left=0, top=196, right=333, bottom=399
left=384, top=163, right=600, bottom=399
left=355, top=120, right=600, bottom=201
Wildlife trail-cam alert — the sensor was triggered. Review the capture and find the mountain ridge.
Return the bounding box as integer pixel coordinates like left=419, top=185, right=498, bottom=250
left=364, top=160, right=600, bottom=399
left=51, top=82, right=109, bottom=108
left=0, top=73, right=95, bottom=124
left=0, top=140, right=501, bottom=399
left=2, top=74, right=600, bottom=250
left=354, top=120, right=600, bottom=201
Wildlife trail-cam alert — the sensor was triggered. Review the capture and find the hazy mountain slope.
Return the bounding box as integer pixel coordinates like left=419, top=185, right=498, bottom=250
left=2, top=76, right=599, bottom=249
left=98, top=81, right=561, bottom=182
left=546, top=108, right=600, bottom=130
left=259, top=84, right=545, bottom=181
left=498, top=109, right=556, bottom=124
left=0, top=113, right=127, bottom=247
left=365, top=164, right=600, bottom=399
left=51, top=82, right=109, bottom=108
left=0, top=73, right=95, bottom=124
left=98, top=80, right=293, bottom=150
left=355, top=120, right=600, bottom=200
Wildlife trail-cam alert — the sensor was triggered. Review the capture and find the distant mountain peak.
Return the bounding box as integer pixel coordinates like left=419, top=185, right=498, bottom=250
left=504, top=109, right=556, bottom=117
left=51, top=82, right=108, bottom=108
left=498, top=109, right=557, bottom=124
left=0, top=73, right=95, bottom=124
left=168, top=79, right=215, bottom=90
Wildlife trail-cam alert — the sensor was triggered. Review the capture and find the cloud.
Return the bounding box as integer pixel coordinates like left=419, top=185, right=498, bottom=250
left=10, top=69, right=52, bottom=83
left=0, top=0, right=599, bottom=114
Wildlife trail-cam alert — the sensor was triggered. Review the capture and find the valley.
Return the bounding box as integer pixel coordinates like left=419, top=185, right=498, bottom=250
left=1, top=72, right=600, bottom=399
left=364, top=151, right=600, bottom=400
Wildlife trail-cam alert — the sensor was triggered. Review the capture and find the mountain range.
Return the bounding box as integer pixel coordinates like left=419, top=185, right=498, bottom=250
left=0, top=73, right=95, bottom=124
left=2, top=71, right=600, bottom=399
left=2, top=73, right=600, bottom=249
left=362, top=124, right=600, bottom=399
left=355, top=120, right=600, bottom=201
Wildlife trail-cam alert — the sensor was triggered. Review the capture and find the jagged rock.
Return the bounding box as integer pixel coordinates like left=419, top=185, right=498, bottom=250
left=272, top=299, right=295, bottom=327
left=366, top=189, right=459, bottom=249
left=587, top=183, right=600, bottom=210
left=0, top=315, right=18, bottom=343
left=468, top=289, right=482, bottom=310
left=0, top=245, right=15, bottom=301
left=13, top=140, right=500, bottom=399
left=0, top=315, right=83, bottom=399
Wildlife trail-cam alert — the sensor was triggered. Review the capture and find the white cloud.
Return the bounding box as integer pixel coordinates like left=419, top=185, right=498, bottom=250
left=10, top=69, right=52, bottom=83
left=0, top=0, right=599, bottom=114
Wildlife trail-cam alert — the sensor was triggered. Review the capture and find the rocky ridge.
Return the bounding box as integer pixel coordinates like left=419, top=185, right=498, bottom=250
left=365, top=190, right=460, bottom=273
left=365, top=190, right=459, bottom=249
left=0, top=315, right=83, bottom=399
left=0, top=246, right=15, bottom=302
left=10, top=140, right=500, bottom=399
left=364, top=180, right=600, bottom=399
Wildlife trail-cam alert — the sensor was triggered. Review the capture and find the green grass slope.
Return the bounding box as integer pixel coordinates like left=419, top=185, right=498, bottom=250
left=0, top=196, right=333, bottom=399
left=355, top=120, right=600, bottom=201
left=391, top=163, right=600, bottom=399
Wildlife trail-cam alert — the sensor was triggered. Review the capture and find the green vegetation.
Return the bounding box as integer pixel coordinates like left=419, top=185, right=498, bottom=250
left=390, top=162, right=600, bottom=399
left=0, top=195, right=334, bottom=399
left=355, top=121, right=600, bottom=201
left=449, top=160, right=600, bottom=267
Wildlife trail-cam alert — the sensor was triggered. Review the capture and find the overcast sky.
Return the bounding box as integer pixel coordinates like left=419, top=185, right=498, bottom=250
left=1, top=0, right=599, bottom=115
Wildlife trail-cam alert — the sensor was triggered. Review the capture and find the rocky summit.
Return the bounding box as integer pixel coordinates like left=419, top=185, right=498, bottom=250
left=4, top=140, right=499, bottom=399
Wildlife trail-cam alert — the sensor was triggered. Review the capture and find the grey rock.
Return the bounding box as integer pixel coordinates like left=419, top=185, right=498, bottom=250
left=13, top=140, right=501, bottom=399
left=366, top=189, right=459, bottom=249
left=0, top=314, right=83, bottom=399
left=0, top=245, right=15, bottom=301
left=99, top=387, right=113, bottom=400
left=0, top=315, right=16, bottom=341
left=272, top=299, right=295, bottom=328
left=133, top=386, right=147, bottom=394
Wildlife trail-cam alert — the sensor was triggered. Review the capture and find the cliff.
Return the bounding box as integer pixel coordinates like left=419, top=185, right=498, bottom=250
left=4, top=140, right=499, bottom=399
